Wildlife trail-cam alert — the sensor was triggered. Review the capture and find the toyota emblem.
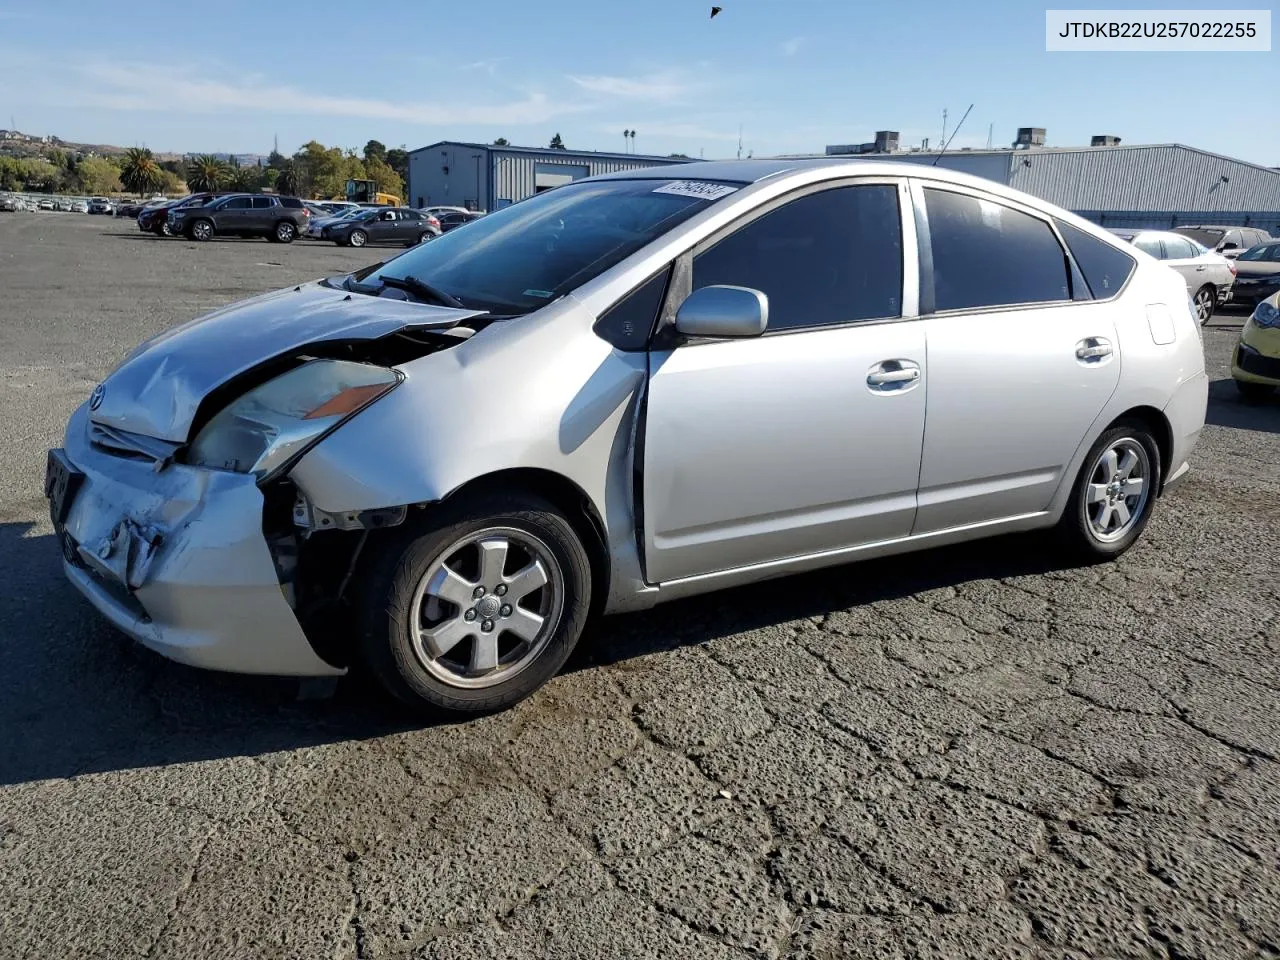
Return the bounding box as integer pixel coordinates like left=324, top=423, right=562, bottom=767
left=89, top=384, right=106, bottom=411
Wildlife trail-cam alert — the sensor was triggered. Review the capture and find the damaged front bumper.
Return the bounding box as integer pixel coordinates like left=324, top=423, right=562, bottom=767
left=49, top=403, right=344, bottom=677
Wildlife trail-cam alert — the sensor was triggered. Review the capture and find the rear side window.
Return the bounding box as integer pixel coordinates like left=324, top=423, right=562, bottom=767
left=1163, top=236, right=1198, bottom=259
left=1133, top=235, right=1163, bottom=258
left=923, top=188, right=1069, bottom=311
left=1055, top=221, right=1136, bottom=298
left=280, top=197, right=303, bottom=208
left=223, top=197, right=252, bottom=209
left=251, top=196, right=275, bottom=209
left=692, top=184, right=903, bottom=331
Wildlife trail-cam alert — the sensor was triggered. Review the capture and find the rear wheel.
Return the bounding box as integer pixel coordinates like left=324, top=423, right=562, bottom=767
left=274, top=220, right=296, bottom=243
left=1056, top=421, right=1162, bottom=562
left=189, top=218, right=214, bottom=241
left=1235, top=379, right=1275, bottom=404
left=1193, top=285, right=1215, bottom=325
left=348, top=229, right=368, bottom=248
left=357, top=492, right=592, bottom=716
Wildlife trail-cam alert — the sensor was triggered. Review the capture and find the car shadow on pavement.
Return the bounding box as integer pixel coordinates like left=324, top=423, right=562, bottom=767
left=1205, top=376, right=1280, bottom=434
left=0, top=518, right=1079, bottom=788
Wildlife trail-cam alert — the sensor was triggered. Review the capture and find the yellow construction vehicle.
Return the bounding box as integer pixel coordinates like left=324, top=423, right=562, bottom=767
left=342, top=178, right=400, bottom=207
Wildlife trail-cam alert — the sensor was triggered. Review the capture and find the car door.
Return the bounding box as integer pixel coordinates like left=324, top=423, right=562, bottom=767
left=250, top=196, right=278, bottom=233
left=1159, top=234, right=1211, bottom=292
left=367, top=209, right=397, bottom=243
left=216, top=196, right=253, bottom=233
left=642, top=180, right=927, bottom=584
left=395, top=210, right=421, bottom=241
left=910, top=180, right=1122, bottom=533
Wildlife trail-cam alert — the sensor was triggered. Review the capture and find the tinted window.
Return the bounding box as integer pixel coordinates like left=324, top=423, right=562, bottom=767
left=1056, top=220, right=1136, bottom=298
left=593, top=266, right=671, bottom=350
left=924, top=188, right=1069, bottom=310
left=251, top=196, right=274, bottom=209
left=222, top=197, right=252, bottom=210
left=1175, top=228, right=1223, bottom=248
left=365, top=178, right=733, bottom=315
left=692, top=184, right=902, bottom=331
left=1162, top=236, right=1198, bottom=259
left=401, top=209, right=421, bottom=220
left=280, top=197, right=303, bottom=208
left=1133, top=235, right=1163, bottom=258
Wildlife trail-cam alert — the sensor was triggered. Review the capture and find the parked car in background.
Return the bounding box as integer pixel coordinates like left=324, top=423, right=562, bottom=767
left=1231, top=292, right=1280, bottom=402
left=1173, top=225, right=1274, bottom=258
left=87, top=197, right=114, bottom=215
left=305, top=206, right=369, bottom=239
left=139, top=193, right=222, bottom=236
left=318, top=200, right=359, bottom=215
left=437, top=210, right=485, bottom=232
left=70, top=199, right=90, bottom=214
left=1109, top=229, right=1235, bottom=323
left=37, top=198, right=54, bottom=210
left=302, top=201, right=333, bottom=220
left=1228, top=241, right=1280, bottom=308
left=47, top=160, right=1207, bottom=716
left=115, top=199, right=152, bottom=218
left=421, top=205, right=476, bottom=219
left=169, top=193, right=309, bottom=242
left=1, top=195, right=20, bottom=212
left=325, top=207, right=440, bottom=247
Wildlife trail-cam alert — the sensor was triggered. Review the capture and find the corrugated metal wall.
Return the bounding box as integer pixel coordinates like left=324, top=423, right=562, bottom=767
left=490, top=150, right=678, bottom=208
left=866, top=151, right=1013, bottom=184
left=1006, top=145, right=1280, bottom=214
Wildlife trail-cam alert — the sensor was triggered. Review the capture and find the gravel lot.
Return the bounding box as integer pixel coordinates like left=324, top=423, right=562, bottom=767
left=1, top=212, right=1278, bottom=960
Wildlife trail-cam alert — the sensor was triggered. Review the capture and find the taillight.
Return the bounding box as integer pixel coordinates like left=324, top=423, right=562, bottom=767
left=1228, top=261, right=1237, bottom=277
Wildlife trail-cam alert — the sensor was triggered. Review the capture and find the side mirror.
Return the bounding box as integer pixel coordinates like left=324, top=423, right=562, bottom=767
left=674, top=285, right=768, bottom=339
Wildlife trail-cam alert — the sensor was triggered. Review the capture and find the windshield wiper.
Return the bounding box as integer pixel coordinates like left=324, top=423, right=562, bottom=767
left=377, top=274, right=466, bottom=309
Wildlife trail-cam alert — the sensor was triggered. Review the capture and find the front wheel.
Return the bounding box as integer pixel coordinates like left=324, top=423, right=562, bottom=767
left=1056, top=422, right=1162, bottom=562
left=189, top=218, right=214, bottom=241
left=347, top=229, right=368, bottom=247
left=357, top=493, right=592, bottom=716
left=1193, top=285, right=1215, bottom=325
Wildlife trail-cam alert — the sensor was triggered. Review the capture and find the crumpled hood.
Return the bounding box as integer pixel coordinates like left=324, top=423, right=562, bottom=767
left=90, top=281, right=484, bottom=442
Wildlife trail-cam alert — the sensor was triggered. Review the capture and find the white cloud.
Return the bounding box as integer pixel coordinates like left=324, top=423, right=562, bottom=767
left=37, top=58, right=592, bottom=127
left=781, top=37, right=804, bottom=56
left=460, top=57, right=508, bottom=77
left=567, top=70, right=699, bottom=103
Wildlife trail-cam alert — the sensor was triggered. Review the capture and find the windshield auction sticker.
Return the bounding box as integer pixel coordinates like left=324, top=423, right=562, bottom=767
left=652, top=181, right=739, bottom=201
left=1046, top=9, right=1271, bottom=50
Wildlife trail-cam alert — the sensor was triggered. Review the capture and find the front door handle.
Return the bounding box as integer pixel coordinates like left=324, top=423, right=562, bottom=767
left=867, top=360, right=921, bottom=391
left=1075, top=337, right=1113, bottom=362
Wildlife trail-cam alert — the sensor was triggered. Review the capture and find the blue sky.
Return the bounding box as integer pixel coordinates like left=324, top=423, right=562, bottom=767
left=0, top=0, right=1276, bottom=164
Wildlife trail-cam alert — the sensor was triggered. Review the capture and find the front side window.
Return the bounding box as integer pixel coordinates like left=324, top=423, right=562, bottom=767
left=923, top=188, right=1069, bottom=310
left=363, top=178, right=739, bottom=314
left=691, top=184, right=903, bottom=331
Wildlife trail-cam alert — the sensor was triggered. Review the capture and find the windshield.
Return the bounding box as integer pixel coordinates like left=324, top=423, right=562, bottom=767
left=362, top=178, right=737, bottom=314
left=1236, top=245, right=1273, bottom=261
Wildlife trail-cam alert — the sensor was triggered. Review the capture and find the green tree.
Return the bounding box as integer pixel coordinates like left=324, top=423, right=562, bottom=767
left=273, top=160, right=299, bottom=196
left=385, top=147, right=409, bottom=183
left=364, top=156, right=403, bottom=200
left=363, top=139, right=386, bottom=164
left=549, top=133, right=566, bottom=150
left=267, top=149, right=287, bottom=170
left=158, top=169, right=185, bottom=195
left=493, top=137, right=509, bottom=146
left=228, top=164, right=263, bottom=192
left=186, top=154, right=231, bottom=193
left=77, top=156, right=123, bottom=194
left=119, top=146, right=164, bottom=196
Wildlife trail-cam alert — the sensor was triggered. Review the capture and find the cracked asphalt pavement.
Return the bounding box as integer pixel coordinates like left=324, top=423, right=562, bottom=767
left=1, top=214, right=1279, bottom=959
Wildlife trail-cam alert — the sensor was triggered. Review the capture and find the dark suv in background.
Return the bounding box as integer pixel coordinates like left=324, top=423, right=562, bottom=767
left=138, top=192, right=225, bottom=236
left=1173, top=225, right=1274, bottom=258
left=169, top=194, right=309, bottom=242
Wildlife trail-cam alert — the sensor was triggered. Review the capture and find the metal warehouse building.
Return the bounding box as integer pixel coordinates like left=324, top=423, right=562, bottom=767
left=847, top=138, right=1280, bottom=233
left=407, top=141, right=693, bottom=212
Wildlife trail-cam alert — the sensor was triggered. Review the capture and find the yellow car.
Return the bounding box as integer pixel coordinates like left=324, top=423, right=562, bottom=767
left=1232, top=291, right=1280, bottom=403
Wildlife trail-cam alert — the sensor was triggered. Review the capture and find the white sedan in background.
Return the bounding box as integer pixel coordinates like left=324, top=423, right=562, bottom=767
left=1110, top=229, right=1236, bottom=323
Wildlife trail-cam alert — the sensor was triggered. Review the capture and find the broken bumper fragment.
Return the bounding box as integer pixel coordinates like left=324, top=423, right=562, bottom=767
left=50, top=404, right=344, bottom=677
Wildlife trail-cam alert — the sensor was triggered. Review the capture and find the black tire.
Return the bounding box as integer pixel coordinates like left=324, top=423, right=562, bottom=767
left=357, top=492, right=592, bottom=716
left=1056, top=421, right=1162, bottom=563
left=347, top=229, right=368, bottom=248
left=189, top=218, right=214, bottom=241
left=275, top=220, right=297, bottom=243
left=1235, top=379, right=1275, bottom=404
left=1193, top=284, right=1215, bottom=325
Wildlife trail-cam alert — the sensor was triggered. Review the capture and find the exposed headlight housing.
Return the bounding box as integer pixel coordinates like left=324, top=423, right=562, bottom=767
left=1253, top=300, right=1280, bottom=329
left=187, top=359, right=401, bottom=480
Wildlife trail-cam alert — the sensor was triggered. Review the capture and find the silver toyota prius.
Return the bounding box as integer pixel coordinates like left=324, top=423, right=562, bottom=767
left=46, top=159, right=1208, bottom=715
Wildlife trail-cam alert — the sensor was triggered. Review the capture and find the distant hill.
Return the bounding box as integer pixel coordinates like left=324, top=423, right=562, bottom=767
left=0, top=129, right=258, bottom=165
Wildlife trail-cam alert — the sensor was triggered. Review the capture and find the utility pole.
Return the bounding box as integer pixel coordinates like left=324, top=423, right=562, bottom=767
left=941, top=108, right=948, bottom=149
left=986, top=123, right=993, bottom=149
left=737, top=125, right=743, bottom=160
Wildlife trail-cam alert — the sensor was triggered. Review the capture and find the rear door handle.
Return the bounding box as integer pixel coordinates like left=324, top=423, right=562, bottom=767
left=1195, top=265, right=1207, bottom=272
left=1075, top=337, right=1113, bottom=362
left=867, top=360, right=921, bottom=391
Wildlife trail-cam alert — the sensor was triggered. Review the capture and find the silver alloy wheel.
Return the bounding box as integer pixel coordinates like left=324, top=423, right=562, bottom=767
left=1083, top=437, right=1151, bottom=543
left=1193, top=287, right=1214, bottom=324
left=408, top=527, right=564, bottom=689
left=276, top=221, right=294, bottom=241
left=191, top=219, right=213, bottom=241
left=349, top=230, right=367, bottom=247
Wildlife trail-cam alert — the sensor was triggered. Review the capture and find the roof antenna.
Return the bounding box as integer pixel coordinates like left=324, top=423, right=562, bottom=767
left=932, top=103, right=974, bottom=166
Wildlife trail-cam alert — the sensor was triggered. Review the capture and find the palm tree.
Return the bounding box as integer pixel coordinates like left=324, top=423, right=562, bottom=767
left=119, top=146, right=164, bottom=197
left=186, top=154, right=231, bottom=193
left=273, top=160, right=299, bottom=197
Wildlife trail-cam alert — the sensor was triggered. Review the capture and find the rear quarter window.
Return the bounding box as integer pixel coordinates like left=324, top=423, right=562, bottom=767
left=1056, top=221, right=1136, bottom=298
